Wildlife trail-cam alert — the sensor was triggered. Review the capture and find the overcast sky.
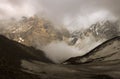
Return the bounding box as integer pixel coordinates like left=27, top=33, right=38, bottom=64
left=0, top=0, right=120, bottom=31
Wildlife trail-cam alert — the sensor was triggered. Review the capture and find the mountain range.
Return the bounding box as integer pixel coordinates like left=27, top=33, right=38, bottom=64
left=0, top=16, right=120, bottom=79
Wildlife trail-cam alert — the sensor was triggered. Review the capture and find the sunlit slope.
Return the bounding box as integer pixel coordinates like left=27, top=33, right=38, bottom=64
left=64, top=36, right=120, bottom=64
left=0, top=16, right=69, bottom=47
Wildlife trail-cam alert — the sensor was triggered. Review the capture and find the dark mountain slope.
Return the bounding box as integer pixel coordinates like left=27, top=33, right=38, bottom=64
left=0, top=35, right=53, bottom=64
left=0, top=35, right=120, bottom=79
left=0, top=35, right=55, bottom=79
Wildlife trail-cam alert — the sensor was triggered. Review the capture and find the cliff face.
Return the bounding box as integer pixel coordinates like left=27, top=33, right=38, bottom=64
left=70, top=21, right=120, bottom=45
left=0, top=16, right=69, bottom=48
left=67, top=21, right=120, bottom=56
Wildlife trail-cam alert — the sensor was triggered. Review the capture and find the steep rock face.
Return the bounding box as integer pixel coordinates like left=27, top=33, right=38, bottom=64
left=67, top=21, right=120, bottom=56
left=71, top=21, right=120, bottom=41
left=64, top=36, right=120, bottom=64
left=0, top=16, right=70, bottom=48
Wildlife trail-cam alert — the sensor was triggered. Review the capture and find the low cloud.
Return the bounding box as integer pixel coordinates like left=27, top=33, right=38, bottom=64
left=42, top=41, right=83, bottom=63
left=0, top=0, right=120, bottom=63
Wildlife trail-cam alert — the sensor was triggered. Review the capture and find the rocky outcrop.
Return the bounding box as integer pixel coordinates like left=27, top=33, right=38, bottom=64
left=0, top=16, right=69, bottom=47
left=71, top=21, right=120, bottom=43
left=67, top=21, right=120, bottom=57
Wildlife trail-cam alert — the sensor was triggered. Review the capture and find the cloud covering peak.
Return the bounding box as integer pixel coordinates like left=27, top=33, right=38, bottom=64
left=0, top=0, right=120, bottom=31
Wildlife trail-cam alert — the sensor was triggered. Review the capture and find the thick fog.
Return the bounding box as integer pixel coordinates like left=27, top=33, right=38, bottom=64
left=0, top=0, right=120, bottom=30
left=0, top=0, right=120, bottom=63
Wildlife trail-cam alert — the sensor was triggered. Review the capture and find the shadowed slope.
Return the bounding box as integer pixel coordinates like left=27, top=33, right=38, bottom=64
left=0, top=35, right=53, bottom=64
left=0, top=35, right=120, bottom=79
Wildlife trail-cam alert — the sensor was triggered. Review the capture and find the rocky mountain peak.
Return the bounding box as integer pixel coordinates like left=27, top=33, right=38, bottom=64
left=70, top=20, right=120, bottom=45
left=0, top=16, right=63, bottom=47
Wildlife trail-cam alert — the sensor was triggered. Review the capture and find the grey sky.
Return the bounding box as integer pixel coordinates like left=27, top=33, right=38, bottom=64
left=0, top=0, right=120, bottom=31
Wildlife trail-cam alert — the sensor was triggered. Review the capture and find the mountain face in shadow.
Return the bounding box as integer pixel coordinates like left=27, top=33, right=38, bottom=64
left=0, top=35, right=53, bottom=64
left=0, top=35, right=53, bottom=79
left=0, top=35, right=120, bottom=79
